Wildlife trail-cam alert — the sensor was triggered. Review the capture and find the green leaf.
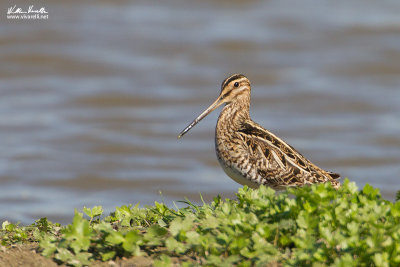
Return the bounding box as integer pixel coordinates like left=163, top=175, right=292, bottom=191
left=105, top=231, right=125, bottom=245
left=343, top=179, right=358, bottom=194
left=154, top=255, right=172, bottom=267
left=74, top=252, right=92, bottom=266
left=169, top=215, right=194, bottom=238
left=373, top=252, right=389, bottom=267
left=83, top=206, right=103, bottom=220
left=296, top=212, right=308, bottom=229
left=333, top=253, right=357, bottom=267
left=2, top=221, right=15, bottom=232
left=158, top=219, right=167, bottom=227
left=122, top=230, right=143, bottom=255
left=55, top=248, right=74, bottom=263
left=147, top=224, right=168, bottom=237
left=35, top=218, right=50, bottom=232
left=101, top=250, right=116, bottom=261
left=185, top=231, right=200, bottom=243
left=64, top=211, right=92, bottom=252
left=165, top=237, right=187, bottom=254
left=144, top=224, right=167, bottom=246
left=39, top=235, right=58, bottom=258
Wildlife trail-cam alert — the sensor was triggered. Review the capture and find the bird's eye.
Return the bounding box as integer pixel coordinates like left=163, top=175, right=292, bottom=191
left=234, top=82, right=239, bottom=87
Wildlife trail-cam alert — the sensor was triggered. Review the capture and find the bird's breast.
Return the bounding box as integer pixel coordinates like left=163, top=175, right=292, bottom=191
left=215, top=135, right=259, bottom=189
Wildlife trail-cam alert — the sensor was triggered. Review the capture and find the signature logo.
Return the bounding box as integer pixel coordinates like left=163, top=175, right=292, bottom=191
left=7, top=5, right=48, bottom=19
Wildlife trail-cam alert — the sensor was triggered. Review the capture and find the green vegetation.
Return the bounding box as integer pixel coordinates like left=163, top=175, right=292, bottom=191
left=1, top=217, right=61, bottom=247
left=1, top=179, right=400, bottom=266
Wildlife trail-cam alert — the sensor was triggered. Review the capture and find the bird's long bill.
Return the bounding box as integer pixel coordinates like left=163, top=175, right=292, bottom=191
left=178, top=94, right=224, bottom=139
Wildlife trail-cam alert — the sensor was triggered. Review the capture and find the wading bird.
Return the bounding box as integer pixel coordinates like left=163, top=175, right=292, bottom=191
left=178, top=74, right=340, bottom=189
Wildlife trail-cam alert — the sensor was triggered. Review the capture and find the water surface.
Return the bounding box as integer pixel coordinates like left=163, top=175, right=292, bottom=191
left=0, top=0, right=399, bottom=224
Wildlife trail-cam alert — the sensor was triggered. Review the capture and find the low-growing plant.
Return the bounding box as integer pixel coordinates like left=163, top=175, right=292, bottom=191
left=30, top=179, right=400, bottom=266
left=1, top=180, right=399, bottom=266
left=0, top=218, right=60, bottom=247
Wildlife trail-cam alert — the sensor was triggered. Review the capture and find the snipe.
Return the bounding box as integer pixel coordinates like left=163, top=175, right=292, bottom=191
left=178, top=74, right=340, bottom=189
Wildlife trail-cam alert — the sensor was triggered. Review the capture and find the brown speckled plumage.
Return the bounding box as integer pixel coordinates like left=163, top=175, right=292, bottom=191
left=178, top=74, right=341, bottom=189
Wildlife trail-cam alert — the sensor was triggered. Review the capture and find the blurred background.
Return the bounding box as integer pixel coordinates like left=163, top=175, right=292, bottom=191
left=0, top=0, right=399, bottom=224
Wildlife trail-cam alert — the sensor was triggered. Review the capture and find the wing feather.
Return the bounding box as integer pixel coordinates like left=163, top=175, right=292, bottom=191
left=237, top=121, right=340, bottom=187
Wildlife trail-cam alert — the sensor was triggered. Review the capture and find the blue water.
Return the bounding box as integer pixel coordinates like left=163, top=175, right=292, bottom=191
left=0, top=0, right=399, bottom=224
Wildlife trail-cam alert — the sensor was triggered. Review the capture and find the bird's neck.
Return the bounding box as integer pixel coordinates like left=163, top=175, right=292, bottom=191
left=217, top=94, right=250, bottom=134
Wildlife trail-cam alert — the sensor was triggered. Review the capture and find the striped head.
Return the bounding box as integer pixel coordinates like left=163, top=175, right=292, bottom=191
left=178, top=74, right=251, bottom=138
left=219, top=74, right=251, bottom=103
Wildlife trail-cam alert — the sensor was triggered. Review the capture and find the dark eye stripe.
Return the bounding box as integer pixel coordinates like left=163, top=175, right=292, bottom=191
left=221, top=74, right=246, bottom=89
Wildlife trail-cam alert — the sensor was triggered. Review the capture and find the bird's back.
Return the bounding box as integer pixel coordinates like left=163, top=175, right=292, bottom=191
left=216, top=118, right=341, bottom=189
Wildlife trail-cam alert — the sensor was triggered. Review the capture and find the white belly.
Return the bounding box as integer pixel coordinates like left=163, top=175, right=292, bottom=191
left=217, top=157, right=259, bottom=189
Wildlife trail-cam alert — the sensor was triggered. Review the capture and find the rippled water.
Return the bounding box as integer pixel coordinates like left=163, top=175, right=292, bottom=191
left=0, top=0, right=399, bottom=224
